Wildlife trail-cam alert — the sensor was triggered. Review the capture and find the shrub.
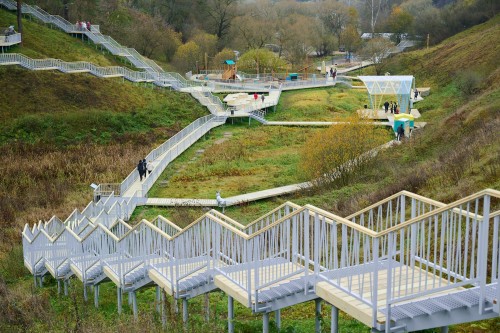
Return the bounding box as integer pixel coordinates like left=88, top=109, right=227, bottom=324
left=455, top=70, right=482, bottom=96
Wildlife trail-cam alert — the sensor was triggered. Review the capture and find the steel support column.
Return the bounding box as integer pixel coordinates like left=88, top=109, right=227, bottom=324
left=117, top=287, right=123, bottom=314
left=331, top=305, right=338, bottom=333
left=94, top=285, right=99, bottom=308
left=183, top=299, right=188, bottom=324
left=228, top=296, right=234, bottom=333
left=275, top=309, right=281, bottom=331
left=132, top=291, right=138, bottom=320
left=440, top=327, right=449, bottom=333
left=315, top=299, right=322, bottom=333
left=263, top=312, right=270, bottom=333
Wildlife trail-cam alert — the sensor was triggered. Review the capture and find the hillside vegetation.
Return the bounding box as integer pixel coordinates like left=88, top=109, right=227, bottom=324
left=0, top=12, right=499, bottom=333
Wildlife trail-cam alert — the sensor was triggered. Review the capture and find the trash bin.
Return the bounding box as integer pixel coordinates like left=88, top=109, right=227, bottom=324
left=289, top=73, right=298, bottom=81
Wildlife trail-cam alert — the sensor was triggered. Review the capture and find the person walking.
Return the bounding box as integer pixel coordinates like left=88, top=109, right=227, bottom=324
left=147, top=160, right=154, bottom=176
left=414, top=88, right=419, bottom=99
left=142, top=159, right=147, bottom=179
left=384, top=101, right=390, bottom=113
left=261, top=94, right=265, bottom=103
left=396, top=124, right=405, bottom=141
left=137, top=160, right=144, bottom=181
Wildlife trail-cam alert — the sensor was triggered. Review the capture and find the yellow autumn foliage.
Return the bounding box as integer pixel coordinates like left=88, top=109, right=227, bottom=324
left=300, top=115, right=389, bottom=185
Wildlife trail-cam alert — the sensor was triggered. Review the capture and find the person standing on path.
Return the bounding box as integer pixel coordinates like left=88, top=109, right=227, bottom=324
left=261, top=94, right=265, bottom=104
left=137, top=160, right=144, bottom=181
left=384, top=101, right=390, bottom=113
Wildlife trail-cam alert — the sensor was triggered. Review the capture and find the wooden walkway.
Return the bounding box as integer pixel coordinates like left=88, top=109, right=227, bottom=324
left=145, top=182, right=312, bottom=207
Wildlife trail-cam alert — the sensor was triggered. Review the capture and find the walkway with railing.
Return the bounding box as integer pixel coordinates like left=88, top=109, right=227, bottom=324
left=22, top=189, right=500, bottom=332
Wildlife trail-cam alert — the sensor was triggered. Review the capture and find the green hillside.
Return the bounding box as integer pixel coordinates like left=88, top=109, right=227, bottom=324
left=0, top=8, right=129, bottom=66
left=0, top=11, right=499, bottom=333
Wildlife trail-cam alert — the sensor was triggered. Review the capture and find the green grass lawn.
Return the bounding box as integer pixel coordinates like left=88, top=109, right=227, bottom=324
left=266, top=86, right=374, bottom=122
left=148, top=122, right=321, bottom=199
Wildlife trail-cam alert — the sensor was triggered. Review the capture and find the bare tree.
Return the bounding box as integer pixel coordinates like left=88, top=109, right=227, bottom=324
left=204, top=0, right=237, bottom=40
left=358, top=37, right=395, bottom=74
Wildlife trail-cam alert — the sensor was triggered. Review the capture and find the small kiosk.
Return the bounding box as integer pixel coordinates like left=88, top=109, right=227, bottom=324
left=393, top=113, right=414, bottom=137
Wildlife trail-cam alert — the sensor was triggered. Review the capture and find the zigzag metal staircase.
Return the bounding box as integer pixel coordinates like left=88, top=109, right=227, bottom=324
left=0, top=0, right=228, bottom=115
left=22, top=189, right=500, bottom=332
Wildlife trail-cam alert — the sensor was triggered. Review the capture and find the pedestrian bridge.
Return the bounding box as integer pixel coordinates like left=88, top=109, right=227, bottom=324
left=23, top=189, right=500, bottom=332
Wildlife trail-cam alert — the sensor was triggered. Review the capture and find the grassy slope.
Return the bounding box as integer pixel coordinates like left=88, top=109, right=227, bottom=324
left=266, top=86, right=369, bottom=121
left=149, top=123, right=321, bottom=198
left=0, top=9, right=129, bottom=66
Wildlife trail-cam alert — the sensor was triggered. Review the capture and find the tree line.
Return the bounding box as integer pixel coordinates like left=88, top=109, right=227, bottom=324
left=21, top=0, right=499, bottom=73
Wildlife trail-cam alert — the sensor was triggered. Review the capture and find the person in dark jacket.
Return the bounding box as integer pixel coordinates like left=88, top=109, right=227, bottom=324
left=384, top=101, right=390, bottom=113
left=397, top=124, right=405, bottom=141
left=137, top=160, right=144, bottom=181
left=142, top=159, right=147, bottom=179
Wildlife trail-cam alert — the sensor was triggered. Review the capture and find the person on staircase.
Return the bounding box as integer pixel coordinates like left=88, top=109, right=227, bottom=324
left=137, top=160, right=144, bottom=181
left=142, top=159, right=147, bottom=179
left=147, top=160, right=154, bottom=176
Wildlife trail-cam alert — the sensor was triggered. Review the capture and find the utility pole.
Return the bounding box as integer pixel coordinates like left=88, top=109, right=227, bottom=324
left=204, top=52, right=208, bottom=72
left=427, top=34, right=430, bottom=49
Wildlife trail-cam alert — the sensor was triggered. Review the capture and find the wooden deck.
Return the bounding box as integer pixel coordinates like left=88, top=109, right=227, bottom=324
left=214, top=261, right=308, bottom=308
left=148, top=256, right=213, bottom=296
left=315, top=264, right=464, bottom=327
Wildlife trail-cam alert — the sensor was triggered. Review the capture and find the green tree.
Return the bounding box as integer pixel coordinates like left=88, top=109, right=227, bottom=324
left=212, top=48, right=236, bottom=70
left=238, top=48, right=286, bottom=74
left=172, top=41, right=201, bottom=73
left=340, top=25, right=361, bottom=62
left=389, top=6, right=413, bottom=44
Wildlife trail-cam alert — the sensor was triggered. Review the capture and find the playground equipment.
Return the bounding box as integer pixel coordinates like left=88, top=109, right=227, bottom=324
left=222, top=60, right=237, bottom=80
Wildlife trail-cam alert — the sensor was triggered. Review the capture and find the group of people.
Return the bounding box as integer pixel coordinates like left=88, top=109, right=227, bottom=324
left=3, top=25, right=16, bottom=42
left=383, top=101, right=399, bottom=114
left=75, top=21, right=91, bottom=31
left=137, top=159, right=153, bottom=181
left=325, top=67, right=337, bottom=79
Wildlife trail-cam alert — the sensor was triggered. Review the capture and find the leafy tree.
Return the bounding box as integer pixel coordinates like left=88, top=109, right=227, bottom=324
left=389, top=6, right=413, bottom=44
left=172, top=41, right=201, bottom=73
left=320, top=2, right=353, bottom=45
left=238, top=48, right=286, bottom=74
left=340, top=25, right=362, bottom=62
left=212, top=48, right=236, bottom=69
left=300, top=115, right=388, bottom=186
left=190, top=31, right=218, bottom=61
left=359, top=37, right=395, bottom=74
